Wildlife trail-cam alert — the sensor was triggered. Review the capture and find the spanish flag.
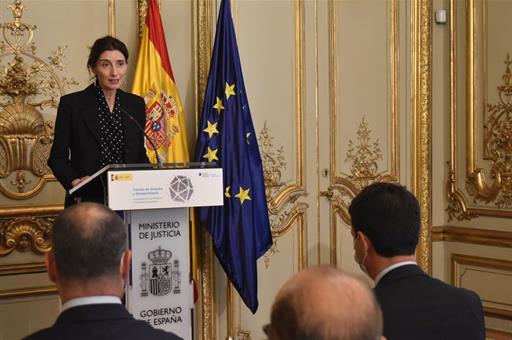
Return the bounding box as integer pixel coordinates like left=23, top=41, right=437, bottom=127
left=132, top=0, right=189, bottom=163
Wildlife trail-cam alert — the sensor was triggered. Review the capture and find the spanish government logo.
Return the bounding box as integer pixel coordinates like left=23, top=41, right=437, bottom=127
left=168, top=175, right=193, bottom=202
left=140, top=246, right=181, bottom=297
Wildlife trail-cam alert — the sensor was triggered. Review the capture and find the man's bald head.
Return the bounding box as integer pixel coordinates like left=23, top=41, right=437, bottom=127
left=52, top=202, right=127, bottom=281
left=269, top=267, right=382, bottom=340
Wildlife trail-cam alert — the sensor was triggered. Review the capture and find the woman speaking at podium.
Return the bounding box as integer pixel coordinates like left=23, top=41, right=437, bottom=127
left=48, top=36, right=149, bottom=207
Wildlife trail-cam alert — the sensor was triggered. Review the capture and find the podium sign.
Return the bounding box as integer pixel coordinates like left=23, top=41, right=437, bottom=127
left=126, top=208, right=191, bottom=339
left=107, top=167, right=223, bottom=210
left=107, top=166, right=223, bottom=339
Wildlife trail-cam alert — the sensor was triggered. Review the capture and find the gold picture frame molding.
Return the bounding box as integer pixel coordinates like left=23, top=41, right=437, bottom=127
left=447, top=0, right=512, bottom=219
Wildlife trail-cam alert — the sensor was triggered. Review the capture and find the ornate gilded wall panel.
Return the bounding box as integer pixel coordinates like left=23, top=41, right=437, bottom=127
left=0, top=0, right=76, bottom=202
left=328, top=0, right=404, bottom=267
left=448, top=0, right=512, bottom=219
left=452, top=254, right=512, bottom=321
left=234, top=0, right=308, bottom=338
left=327, top=0, right=431, bottom=272
left=0, top=1, right=139, bottom=339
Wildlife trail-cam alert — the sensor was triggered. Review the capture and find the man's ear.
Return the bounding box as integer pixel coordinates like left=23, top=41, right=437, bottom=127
left=120, top=250, right=132, bottom=280
left=358, top=231, right=373, bottom=253
left=45, top=251, right=58, bottom=283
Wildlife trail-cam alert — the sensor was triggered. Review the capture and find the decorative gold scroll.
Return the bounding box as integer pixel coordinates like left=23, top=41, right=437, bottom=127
left=0, top=0, right=77, bottom=199
left=448, top=0, right=512, bottom=220
left=0, top=205, right=61, bottom=256
left=471, top=54, right=512, bottom=207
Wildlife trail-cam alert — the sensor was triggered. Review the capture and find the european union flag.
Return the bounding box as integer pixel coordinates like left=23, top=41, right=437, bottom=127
left=194, top=0, right=272, bottom=313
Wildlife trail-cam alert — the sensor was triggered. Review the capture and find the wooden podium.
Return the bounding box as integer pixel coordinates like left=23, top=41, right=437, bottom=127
left=72, top=164, right=223, bottom=339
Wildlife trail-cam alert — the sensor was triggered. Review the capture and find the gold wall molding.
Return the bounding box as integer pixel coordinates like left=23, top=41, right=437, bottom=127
left=452, top=254, right=512, bottom=321
left=0, top=261, right=45, bottom=275
left=108, top=0, right=116, bottom=36
left=345, top=117, right=383, bottom=191
left=0, top=285, right=56, bottom=299
left=0, top=204, right=61, bottom=256
left=432, top=225, right=512, bottom=248
left=258, top=120, right=307, bottom=268
left=0, top=0, right=76, bottom=200
left=266, top=0, right=307, bottom=212
left=0, top=262, right=55, bottom=300
left=136, top=0, right=162, bottom=44
left=259, top=121, right=287, bottom=197
left=473, top=54, right=512, bottom=207
left=411, top=0, right=432, bottom=273
left=197, top=1, right=214, bottom=339
left=448, top=0, right=512, bottom=219
left=487, top=328, right=512, bottom=339
left=236, top=328, right=250, bottom=340
left=328, top=0, right=400, bottom=265
left=0, top=205, right=61, bottom=256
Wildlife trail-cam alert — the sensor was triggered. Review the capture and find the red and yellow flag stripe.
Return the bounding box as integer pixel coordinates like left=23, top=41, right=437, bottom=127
left=132, top=0, right=189, bottom=164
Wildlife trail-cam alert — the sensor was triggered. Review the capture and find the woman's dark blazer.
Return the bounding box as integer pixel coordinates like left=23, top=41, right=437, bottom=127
left=48, top=84, right=149, bottom=206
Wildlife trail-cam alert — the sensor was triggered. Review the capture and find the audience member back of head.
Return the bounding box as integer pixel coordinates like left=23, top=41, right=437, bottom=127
left=349, top=182, right=485, bottom=340
left=267, top=266, right=384, bottom=340
left=23, top=202, right=182, bottom=340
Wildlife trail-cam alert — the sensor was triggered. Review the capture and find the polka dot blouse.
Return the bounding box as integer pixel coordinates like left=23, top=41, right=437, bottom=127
left=95, top=83, right=125, bottom=167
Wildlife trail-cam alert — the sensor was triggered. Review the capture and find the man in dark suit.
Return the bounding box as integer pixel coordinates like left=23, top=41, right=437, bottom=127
left=266, top=266, right=384, bottom=340
left=24, top=203, right=181, bottom=340
left=349, top=182, right=485, bottom=340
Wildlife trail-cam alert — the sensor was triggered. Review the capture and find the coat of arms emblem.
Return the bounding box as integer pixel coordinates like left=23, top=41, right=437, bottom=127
left=140, top=246, right=181, bottom=297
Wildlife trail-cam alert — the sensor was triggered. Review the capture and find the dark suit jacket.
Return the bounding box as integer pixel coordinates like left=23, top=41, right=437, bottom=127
left=23, top=303, right=182, bottom=340
left=375, top=264, right=485, bottom=340
left=48, top=84, right=149, bottom=206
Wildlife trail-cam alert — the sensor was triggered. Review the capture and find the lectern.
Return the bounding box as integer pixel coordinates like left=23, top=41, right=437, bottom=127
left=70, top=163, right=223, bottom=339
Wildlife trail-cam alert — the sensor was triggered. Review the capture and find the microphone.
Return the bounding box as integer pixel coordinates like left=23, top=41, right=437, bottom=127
left=119, top=105, right=164, bottom=168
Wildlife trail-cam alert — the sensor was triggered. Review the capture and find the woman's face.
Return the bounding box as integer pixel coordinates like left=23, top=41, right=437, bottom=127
left=91, top=49, right=127, bottom=93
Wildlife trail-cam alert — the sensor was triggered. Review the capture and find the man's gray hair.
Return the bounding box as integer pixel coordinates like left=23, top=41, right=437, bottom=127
left=52, top=202, right=128, bottom=280
left=270, top=266, right=383, bottom=340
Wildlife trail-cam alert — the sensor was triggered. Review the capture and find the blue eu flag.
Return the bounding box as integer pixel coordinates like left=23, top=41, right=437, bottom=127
left=194, top=0, right=272, bottom=313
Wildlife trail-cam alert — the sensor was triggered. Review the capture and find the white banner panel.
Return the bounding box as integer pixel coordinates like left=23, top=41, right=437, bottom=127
left=107, top=168, right=223, bottom=211
left=126, top=208, right=192, bottom=340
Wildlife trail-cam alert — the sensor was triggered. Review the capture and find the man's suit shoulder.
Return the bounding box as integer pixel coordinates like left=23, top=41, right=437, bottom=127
left=426, top=274, right=482, bottom=306
left=23, top=304, right=183, bottom=340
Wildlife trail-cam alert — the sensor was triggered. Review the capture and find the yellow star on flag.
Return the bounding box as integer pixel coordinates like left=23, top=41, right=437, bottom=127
left=235, top=187, right=251, bottom=205
left=224, top=186, right=231, bottom=198
left=246, top=132, right=251, bottom=144
left=202, top=147, right=219, bottom=162
left=213, top=97, right=224, bottom=114
left=203, top=120, right=219, bottom=139
left=225, top=83, right=235, bottom=100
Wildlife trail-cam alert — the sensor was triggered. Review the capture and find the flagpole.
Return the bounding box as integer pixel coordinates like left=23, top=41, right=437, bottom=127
left=226, top=282, right=235, bottom=338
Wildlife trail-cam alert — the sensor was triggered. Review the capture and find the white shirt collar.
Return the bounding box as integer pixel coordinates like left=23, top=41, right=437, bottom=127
left=374, top=260, right=417, bottom=285
left=61, top=296, right=121, bottom=312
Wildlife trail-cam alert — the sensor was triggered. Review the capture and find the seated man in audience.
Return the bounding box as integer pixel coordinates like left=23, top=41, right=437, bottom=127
left=24, top=202, right=181, bottom=340
left=266, top=266, right=384, bottom=340
left=349, top=182, right=485, bottom=340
